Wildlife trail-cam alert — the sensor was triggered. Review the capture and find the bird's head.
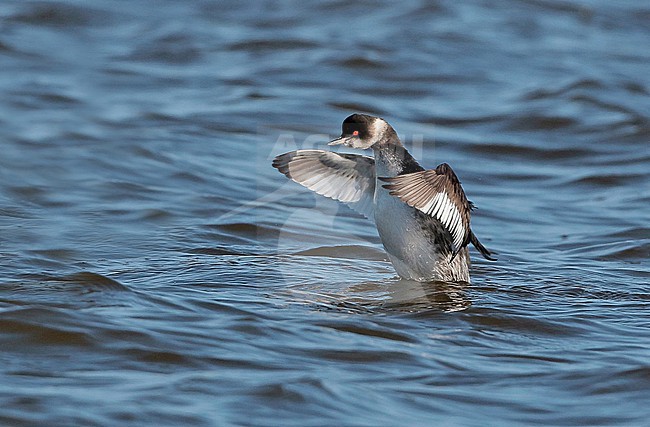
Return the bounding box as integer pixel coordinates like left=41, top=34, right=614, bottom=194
left=328, top=114, right=396, bottom=150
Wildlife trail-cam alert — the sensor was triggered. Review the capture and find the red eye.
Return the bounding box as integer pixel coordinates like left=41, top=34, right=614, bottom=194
left=352, top=130, right=359, bottom=136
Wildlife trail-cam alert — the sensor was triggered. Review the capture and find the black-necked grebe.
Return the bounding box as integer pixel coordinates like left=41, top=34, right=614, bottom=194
left=273, top=113, right=495, bottom=282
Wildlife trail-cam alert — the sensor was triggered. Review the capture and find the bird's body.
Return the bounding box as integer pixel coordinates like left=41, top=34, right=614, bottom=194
left=272, top=114, right=495, bottom=282
left=372, top=144, right=472, bottom=282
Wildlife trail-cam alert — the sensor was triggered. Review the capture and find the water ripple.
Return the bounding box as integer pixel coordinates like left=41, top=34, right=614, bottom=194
left=0, top=0, right=649, bottom=425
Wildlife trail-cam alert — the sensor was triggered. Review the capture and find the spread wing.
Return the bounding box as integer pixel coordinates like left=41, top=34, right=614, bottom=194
left=272, top=150, right=376, bottom=219
left=381, top=163, right=495, bottom=260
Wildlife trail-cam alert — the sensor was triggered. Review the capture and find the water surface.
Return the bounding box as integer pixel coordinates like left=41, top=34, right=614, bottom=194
left=1, top=0, right=649, bottom=425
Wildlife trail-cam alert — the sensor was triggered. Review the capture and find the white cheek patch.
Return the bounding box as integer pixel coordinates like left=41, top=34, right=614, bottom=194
left=371, top=120, right=382, bottom=137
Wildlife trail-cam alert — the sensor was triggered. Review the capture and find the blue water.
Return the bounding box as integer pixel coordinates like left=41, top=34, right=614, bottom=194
left=1, top=0, right=649, bottom=425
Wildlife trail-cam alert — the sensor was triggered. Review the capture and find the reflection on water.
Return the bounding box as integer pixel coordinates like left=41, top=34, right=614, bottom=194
left=385, top=279, right=470, bottom=313
left=1, top=0, right=649, bottom=425
left=283, top=273, right=470, bottom=314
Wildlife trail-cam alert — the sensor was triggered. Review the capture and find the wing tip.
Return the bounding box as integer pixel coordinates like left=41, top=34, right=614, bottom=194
left=272, top=151, right=299, bottom=177
left=470, top=231, right=497, bottom=261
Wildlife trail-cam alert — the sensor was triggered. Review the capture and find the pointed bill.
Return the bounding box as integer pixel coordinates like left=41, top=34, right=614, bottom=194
left=328, top=137, right=349, bottom=146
